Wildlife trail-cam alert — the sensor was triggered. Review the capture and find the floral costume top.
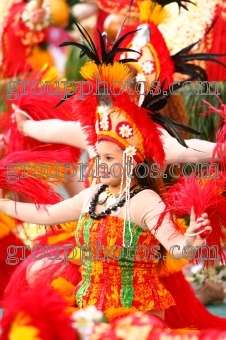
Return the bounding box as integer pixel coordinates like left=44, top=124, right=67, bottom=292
left=3, top=184, right=185, bottom=317
left=74, top=212, right=175, bottom=318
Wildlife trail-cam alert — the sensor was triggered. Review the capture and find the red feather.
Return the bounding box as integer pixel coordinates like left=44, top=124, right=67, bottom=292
left=163, top=271, right=226, bottom=330
left=4, top=232, right=81, bottom=305
left=199, top=95, right=226, bottom=164
left=159, top=172, right=226, bottom=265
left=0, top=148, right=75, bottom=205
left=0, top=69, right=80, bottom=162
left=1, top=284, right=79, bottom=340
left=0, top=231, right=30, bottom=305
left=116, top=22, right=174, bottom=88
left=3, top=68, right=73, bottom=121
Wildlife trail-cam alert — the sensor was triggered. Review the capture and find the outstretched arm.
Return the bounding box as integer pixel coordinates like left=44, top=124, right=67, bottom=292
left=23, top=119, right=89, bottom=150
left=72, top=3, right=99, bottom=21
left=133, top=190, right=211, bottom=258
left=15, top=109, right=96, bottom=157
left=160, top=128, right=217, bottom=164
left=0, top=187, right=91, bottom=225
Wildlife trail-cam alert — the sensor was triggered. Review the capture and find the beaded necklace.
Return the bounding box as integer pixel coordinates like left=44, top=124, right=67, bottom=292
left=88, top=184, right=148, bottom=220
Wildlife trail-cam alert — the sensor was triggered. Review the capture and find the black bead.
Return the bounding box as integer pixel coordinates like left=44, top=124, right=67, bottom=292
left=111, top=206, right=118, bottom=211
left=90, top=213, right=97, bottom=219
left=99, top=212, right=106, bottom=218
left=90, top=202, right=96, bottom=206
left=97, top=188, right=102, bottom=193
left=134, top=189, right=139, bottom=194
left=105, top=208, right=111, bottom=214
left=118, top=202, right=124, bottom=207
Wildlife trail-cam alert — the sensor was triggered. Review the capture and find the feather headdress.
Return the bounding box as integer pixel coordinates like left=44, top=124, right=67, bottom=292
left=58, top=22, right=166, bottom=164
left=115, top=1, right=226, bottom=91
left=58, top=22, right=200, bottom=164
left=96, top=0, right=194, bottom=17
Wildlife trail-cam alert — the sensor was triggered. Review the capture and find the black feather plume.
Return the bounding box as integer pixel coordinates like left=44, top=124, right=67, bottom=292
left=154, top=0, right=195, bottom=11
left=171, top=17, right=226, bottom=81
left=59, top=22, right=141, bottom=65
left=56, top=21, right=142, bottom=108
left=141, top=79, right=201, bottom=147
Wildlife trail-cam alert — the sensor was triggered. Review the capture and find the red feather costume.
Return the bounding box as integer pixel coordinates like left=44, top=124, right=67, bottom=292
left=0, top=0, right=53, bottom=79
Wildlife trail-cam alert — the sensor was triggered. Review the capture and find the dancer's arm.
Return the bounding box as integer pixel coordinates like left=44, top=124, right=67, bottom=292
left=132, top=190, right=211, bottom=258
left=0, top=187, right=92, bottom=225
left=160, top=128, right=217, bottom=164
left=18, top=1, right=50, bottom=42
left=23, top=119, right=89, bottom=149
left=72, top=3, right=99, bottom=21
left=15, top=110, right=95, bottom=157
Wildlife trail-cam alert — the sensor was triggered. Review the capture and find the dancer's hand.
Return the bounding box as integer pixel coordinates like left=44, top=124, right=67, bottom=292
left=216, top=141, right=226, bottom=161
left=0, top=134, right=8, bottom=152
left=12, top=104, right=31, bottom=134
left=15, top=112, right=28, bottom=134
left=31, top=8, right=46, bottom=24
left=185, top=207, right=212, bottom=247
left=0, top=189, right=4, bottom=199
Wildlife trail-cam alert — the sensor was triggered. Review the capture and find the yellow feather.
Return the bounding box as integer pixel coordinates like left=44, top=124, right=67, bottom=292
left=60, top=221, right=78, bottom=232
left=80, top=61, right=131, bottom=87
left=105, top=307, right=138, bottom=322
left=47, top=231, right=74, bottom=244
left=51, top=277, right=76, bottom=306
left=100, top=63, right=131, bottom=86
left=0, top=213, right=17, bottom=238
left=47, top=221, right=78, bottom=244
left=80, top=61, right=99, bottom=80
left=138, top=0, right=168, bottom=25
left=9, top=312, right=41, bottom=340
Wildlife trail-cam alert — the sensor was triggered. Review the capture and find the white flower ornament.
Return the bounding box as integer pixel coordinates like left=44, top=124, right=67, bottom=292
left=131, top=36, right=148, bottom=51
left=97, top=106, right=109, bottom=118
left=142, top=61, right=155, bottom=75
left=100, top=118, right=109, bottom=131
left=119, top=124, right=133, bottom=138
left=136, top=73, right=146, bottom=82
left=158, top=0, right=216, bottom=55
left=95, top=120, right=100, bottom=134
left=71, top=306, right=104, bottom=340
left=125, top=145, right=137, bottom=157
